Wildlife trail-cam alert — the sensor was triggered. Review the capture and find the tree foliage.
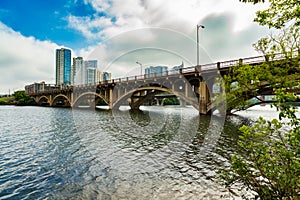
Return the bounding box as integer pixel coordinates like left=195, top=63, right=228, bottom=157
left=221, top=90, right=300, bottom=199
left=219, top=0, right=300, bottom=199
left=240, top=0, right=300, bottom=29
left=223, top=50, right=299, bottom=113
left=13, top=90, right=36, bottom=106
left=223, top=15, right=300, bottom=113
left=163, top=97, right=180, bottom=105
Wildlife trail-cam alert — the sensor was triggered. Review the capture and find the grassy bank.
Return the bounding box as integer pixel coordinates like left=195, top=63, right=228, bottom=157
left=0, top=96, right=15, bottom=105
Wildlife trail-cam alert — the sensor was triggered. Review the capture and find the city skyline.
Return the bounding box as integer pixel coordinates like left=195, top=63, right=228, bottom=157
left=0, top=0, right=270, bottom=94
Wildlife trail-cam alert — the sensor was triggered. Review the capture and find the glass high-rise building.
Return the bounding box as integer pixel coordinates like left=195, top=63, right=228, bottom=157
left=85, top=60, right=97, bottom=85
left=144, top=66, right=168, bottom=78
left=73, top=57, right=84, bottom=85
left=56, top=48, right=72, bottom=86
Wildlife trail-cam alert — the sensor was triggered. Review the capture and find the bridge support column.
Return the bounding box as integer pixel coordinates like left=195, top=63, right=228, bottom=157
left=49, top=95, right=53, bottom=106
left=109, top=88, right=113, bottom=109
left=160, top=99, right=164, bottom=106
left=70, top=92, right=74, bottom=108
left=260, top=95, right=266, bottom=106
left=185, top=82, right=190, bottom=98
left=180, top=98, right=186, bottom=107
left=199, top=81, right=210, bottom=115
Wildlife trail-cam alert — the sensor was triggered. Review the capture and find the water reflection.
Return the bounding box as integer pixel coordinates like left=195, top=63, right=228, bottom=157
left=129, top=109, right=151, bottom=127
left=71, top=106, right=232, bottom=199
left=0, top=106, right=262, bottom=199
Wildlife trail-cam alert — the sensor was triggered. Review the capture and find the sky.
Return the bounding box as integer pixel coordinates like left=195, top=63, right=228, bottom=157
left=0, top=0, right=270, bottom=94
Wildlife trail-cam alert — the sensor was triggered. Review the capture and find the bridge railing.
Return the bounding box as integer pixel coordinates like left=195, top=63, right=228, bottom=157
left=219, top=59, right=240, bottom=68
left=242, top=55, right=266, bottom=65
left=181, top=66, right=196, bottom=73
left=201, top=63, right=218, bottom=70
left=168, top=69, right=180, bottom=75
left=28, top=51, right=299, bottom=94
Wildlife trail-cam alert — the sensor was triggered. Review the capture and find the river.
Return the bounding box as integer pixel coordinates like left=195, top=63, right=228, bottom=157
left=0, top=105, right=288, bottom=199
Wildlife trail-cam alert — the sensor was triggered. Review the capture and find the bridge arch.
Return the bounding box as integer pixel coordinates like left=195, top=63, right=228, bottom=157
left=51, top=94, right=71, bottom=107
left=37, top=96, right=50, bottom=106
left=112, top=85, right=199, bottom=111
left=73, top=92, right=108, bottom=108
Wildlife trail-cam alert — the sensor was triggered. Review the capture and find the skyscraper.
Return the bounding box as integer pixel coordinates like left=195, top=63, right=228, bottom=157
left=72, top=58, right=111, bottom=85
left=56, top=48, right=72, bottom=86
left=85, top=60, right=97, bottom=84
left=73, top=57, right=84, bottom=85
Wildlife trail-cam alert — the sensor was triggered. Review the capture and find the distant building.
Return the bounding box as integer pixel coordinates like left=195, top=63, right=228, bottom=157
left=85, top=60, right=98, bottom=84
left=145, top=66, right=168, bottom=78
left=73, top=58, right=112, bottom=85
left=172, top=61, right=184, bottom=71
left=95, top=69, right=102, bottom=83
left=73, top=57, right=84, bottom=85
left=86, top=68, right=96, bottom=84
left=84, top=60, right=97, bottom=69
left=103, top=72, right=111, bottom=81
left=25, top=82, right=58, bottom=94
left=86, top=69, right=111, bottom=84
left=56, top=48, right=72, bottom=86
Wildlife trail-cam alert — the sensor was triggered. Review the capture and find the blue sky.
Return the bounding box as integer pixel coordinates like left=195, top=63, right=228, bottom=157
left=0, top=0, right=96, bottom=48
left=0, top=0, right=270, bottom=94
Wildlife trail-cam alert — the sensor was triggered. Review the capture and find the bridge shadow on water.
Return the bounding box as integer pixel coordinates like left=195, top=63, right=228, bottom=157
left=47, top=105, right=255, bottom=199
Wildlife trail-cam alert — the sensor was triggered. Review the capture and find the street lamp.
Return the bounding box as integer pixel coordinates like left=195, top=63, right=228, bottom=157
left=197, top=24, right=205, bottom=67
left=136, top=61, right=142, bottom=76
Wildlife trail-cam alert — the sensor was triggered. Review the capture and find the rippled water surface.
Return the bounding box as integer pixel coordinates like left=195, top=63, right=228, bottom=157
left=0, top=105, right=283, bottom=199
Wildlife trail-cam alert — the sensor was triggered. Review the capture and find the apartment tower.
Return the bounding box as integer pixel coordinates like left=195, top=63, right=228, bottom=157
left=56, top=48, right=72, bottom=86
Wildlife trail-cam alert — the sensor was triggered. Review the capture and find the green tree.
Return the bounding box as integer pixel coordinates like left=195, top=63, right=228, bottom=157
left=13, top=90, right=36, bottom=106
left=240, top=0, right=300, bottom=29
left=0, top=100, right=6, bottom=105
left=223, top=6, right=300, bottom=114
left=219, top=0, right=300, bottom=199
left=221, top=89, right=300, bottom=199
left=163, top=97, right=180, bottom=105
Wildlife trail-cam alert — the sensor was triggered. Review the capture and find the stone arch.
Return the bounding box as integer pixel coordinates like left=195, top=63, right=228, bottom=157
left=112, top=85, right=199, bottom=111
left=37, top=96, right=50, bottom=106
left=51, top=94, right=71, bottom=107
left=187, top=76, right=201, bottom=95
left=73, top=92, right=108, bottom=108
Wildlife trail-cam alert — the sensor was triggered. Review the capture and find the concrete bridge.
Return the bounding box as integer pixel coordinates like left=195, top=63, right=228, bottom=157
left=27, top=53, right=300, bottom=115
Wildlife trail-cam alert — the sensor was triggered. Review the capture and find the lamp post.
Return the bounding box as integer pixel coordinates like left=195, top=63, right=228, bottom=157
left=197, top=24, right=205, bottom=67
left=136, top=61, right=142, bottom=76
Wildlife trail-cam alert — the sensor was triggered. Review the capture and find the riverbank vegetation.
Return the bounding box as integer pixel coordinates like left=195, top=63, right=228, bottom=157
left=220, top=0, right=300, bottom=199
left=0, top=91, right=36, bottom=106
left=163, top=97, right=180, bottom=105
left=0, top=96, right=15, bottom=105
left=14, top=91, right=36, bottom=106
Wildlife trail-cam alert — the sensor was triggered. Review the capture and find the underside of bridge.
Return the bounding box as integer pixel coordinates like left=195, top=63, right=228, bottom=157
left=29, top=71, right=226, bottom=115
left=52, top=96, right=71, bottom=107
left=36, top=96, right=50, bottom=106
left=110, top=76, right=205, bottom=113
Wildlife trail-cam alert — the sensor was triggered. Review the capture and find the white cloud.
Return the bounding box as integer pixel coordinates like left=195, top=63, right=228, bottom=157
left=0, top=0, right=272, bottom=94
left=84, top=0, right=112, bottom=12
left=0, top=22, right=60, bottom=94
left=67, top=0, right=270, bottom=78
left=67, top=15, right=113, bottom=40
left=71, top=0, right=269, bottom=38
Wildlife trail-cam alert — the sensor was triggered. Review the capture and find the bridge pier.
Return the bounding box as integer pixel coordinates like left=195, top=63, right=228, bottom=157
left=180, top=98, right=186, bottom=107
left=109, top=88, right=113, bottom=109
left=199, top=81, right=211, bottom=115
